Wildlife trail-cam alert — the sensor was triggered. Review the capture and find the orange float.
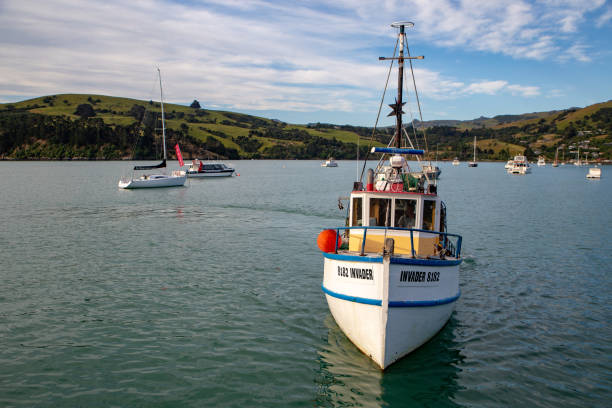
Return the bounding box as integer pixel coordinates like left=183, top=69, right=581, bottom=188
left=317, top=229, right=342, bottom=253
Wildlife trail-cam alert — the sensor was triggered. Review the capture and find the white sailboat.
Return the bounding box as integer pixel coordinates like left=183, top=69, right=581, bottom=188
left=319, top=22, right=463, bottom=370
left=552, top=147, right=559, bottom=167
left=118, top=68, right=186, bottom=189
left=468, top=136, right=478, bottom=167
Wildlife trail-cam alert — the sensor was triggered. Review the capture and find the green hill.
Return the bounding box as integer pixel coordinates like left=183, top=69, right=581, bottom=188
left=0, top=94, right=382, bottom=160
left=1, top=94, right=611, bottom=162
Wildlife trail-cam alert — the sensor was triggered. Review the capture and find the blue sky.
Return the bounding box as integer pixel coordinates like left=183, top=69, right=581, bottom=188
left=1, top=0, right=611, bottom=126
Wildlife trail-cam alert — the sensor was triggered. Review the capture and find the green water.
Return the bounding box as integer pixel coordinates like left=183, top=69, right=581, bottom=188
left=0, top=161, right=610, bottom=407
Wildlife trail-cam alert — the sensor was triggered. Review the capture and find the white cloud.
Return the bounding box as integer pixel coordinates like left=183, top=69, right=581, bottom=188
left=464, top=80, right=508, bottom=95
left=0, top=0, right=601, bottom=118
left=596, top=7, right=612, bottom=27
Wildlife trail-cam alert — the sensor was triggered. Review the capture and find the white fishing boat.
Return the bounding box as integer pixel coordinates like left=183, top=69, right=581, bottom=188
left=322, top=158, right=339, bottom=167
left=319, top=22, right=463, bottom=370
left=507, top=155, right=531, bottom=174
left=586, top=166, right=601, bottom=179
left=452, top=157, right=460, bottom=166
left=118, top=68, right=186, bottom=189
left=468, top=136, right=478, bottom=167
left=186, top=159, right=235, bottom=177
left=537, top=156, right=546, bottom=167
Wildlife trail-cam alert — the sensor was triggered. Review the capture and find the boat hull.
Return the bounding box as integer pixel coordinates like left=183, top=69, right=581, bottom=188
left=322, top=252, right=460, bottom=369
left=186, top=170, right=234, bottom=178
left=118, top=174, right=186, bottom=189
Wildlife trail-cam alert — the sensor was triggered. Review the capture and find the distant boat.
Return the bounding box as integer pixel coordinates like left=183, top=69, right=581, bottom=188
left=118, top=68, right=186, bottom=189
left=537, top=156, right=546, bottom=167
left=507, top=155, right=531, bottom=175
left=504, top=159, right=514, bottom=169
left=586, top=167, right=601, bottom=179
left=321, top=158, right=338, bottom=167
left=574, top=147, right=582, bottom=166
left=422, top=145, right=441, bottom=179
left=452, top=157, right=460, bottom=166
left=422, top=163, right=441, bottom=179
left=186, top=159, right=235, bottom=177
left=468, top=136, right=478, bottom=167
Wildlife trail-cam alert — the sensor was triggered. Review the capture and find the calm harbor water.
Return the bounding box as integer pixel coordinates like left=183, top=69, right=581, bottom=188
left=0, top=160, right=610, bottom=407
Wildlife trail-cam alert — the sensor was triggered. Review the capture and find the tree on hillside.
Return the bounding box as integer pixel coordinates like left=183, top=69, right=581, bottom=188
left=74, top=104, right=96, bottom=119
left=190, top=100, right=201, bottom=109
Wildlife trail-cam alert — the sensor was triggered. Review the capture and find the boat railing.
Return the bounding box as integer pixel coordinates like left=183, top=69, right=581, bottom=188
left=332, top=226, right=462, bottom=259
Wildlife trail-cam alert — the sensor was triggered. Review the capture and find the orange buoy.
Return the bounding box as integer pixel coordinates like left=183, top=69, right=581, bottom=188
left=317, top=229, right=342, bottom=253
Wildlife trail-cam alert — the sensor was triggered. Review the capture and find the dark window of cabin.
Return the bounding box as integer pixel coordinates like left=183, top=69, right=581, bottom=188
left=351, top=197, right=362, bottom=226
left=423, top=200, right=436, bottom=231
left=370, top=198, right=391, bottom=227
left=394, top=198, right=416, bottom=228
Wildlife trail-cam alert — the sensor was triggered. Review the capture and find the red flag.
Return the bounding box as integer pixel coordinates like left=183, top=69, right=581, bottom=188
left=174, top=143, right=184, bottom=167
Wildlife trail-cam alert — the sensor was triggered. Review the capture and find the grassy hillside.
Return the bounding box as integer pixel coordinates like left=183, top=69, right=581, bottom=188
left=0, top=94, right=382, bottom=160
left=1, top=94, right=611, bottom=162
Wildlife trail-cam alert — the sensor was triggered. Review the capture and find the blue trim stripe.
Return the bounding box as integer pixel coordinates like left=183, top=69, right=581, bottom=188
left=388, top=291, right=460, bottom=307
left=389, top=256, right=462, bottom=266
left=321, top=284, right=382, bottom=306
left=322, top=285, right=461, bottom=308
left=323, top=252, right=461, bottom=266
left=323, top=252, right=383, bottom=263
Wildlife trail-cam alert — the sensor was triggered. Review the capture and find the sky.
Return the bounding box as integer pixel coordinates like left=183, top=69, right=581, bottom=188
left=1, top=0, right=611, bottom=126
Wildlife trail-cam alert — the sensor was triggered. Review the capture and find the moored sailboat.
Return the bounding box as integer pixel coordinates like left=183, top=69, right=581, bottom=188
left=118, top=68, right=186, bottom=189
left=319, top=22, right=463, bottom=370
left=468, top=136, right=478, bottom=167
left=552, top=147, right=559, bottom=167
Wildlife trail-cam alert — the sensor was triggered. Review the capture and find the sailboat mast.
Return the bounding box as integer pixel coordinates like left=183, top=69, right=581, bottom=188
left=473, top=136, right=476, bottom=161
left=395, top=26, right=405, bottom=149
left=157, top=67, right=167, bottom=161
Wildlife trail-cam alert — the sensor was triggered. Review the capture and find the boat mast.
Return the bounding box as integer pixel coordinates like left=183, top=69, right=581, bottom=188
left=473, top=136, right=477, bottom=161
left=157, top=67, right=167, bottom=161
left=395, top=25, right=405, bottom=149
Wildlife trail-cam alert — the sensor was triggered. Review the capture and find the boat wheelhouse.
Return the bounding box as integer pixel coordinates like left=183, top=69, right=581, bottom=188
left=319, top=22, right=463, bottom=370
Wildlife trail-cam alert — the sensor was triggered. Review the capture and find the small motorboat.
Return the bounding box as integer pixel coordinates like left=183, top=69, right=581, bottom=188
left=586, top=167, right=601, bottom=179
left=186, top=159, right=235, bottom=177
left=322, top=158, right=339, bottom=167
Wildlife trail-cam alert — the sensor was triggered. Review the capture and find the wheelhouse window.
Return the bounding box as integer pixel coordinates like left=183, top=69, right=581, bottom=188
left=394, top=198, right=416, bottom=228
left=351, top=197, right=362, bottom=226
left=369, top=198, right=391, bottom=227
left=422, top=200, right=436, bottom=231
